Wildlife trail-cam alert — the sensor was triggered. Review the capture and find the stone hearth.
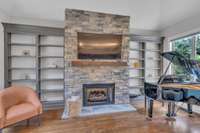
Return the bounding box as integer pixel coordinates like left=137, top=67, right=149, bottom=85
left=63, top=9, right=130, bottom=118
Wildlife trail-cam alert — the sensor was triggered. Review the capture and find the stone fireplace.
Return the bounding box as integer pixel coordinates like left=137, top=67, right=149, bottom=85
left=63, top=9, right=130, bottom=117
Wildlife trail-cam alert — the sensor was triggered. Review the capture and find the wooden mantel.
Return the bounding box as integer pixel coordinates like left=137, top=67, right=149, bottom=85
left=71, top=60, right=128, bottom=67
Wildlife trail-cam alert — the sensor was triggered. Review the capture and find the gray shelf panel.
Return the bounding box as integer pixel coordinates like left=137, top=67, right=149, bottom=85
left=129, top=67, right=144, bottom=70
left=40, top=67, right=64, bottom=70
left=10, top=43, right=36, bottom=46
left=42, top=100, right=64, bottom=110
left=146, top=58, right=161, bottom=61
left=130, top=48, right=144, bottom=51
left=129, top=77, right=145, bottom=79
left=42, top=100, right=64, bottom=104
left=41, top=89, right=64, bottom=93
left=40, top=78, right=64, bottom=82
left=40, top=44, right=64, bottom=47
left=9, top=55, right=36, bottom=58
left=129, top=58, right=145, bottom=60
left=9, top=67, right=36, bottom=70
left=9, top=79, right=36, bottom=82
left=150, top=68, right=161, bottom=70
left=39, top=56, right=64, bottom=58
left=145, top=49, right=161, bottom=52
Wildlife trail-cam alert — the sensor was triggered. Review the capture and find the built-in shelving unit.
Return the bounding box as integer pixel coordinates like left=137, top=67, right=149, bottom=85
left=129, top=40, right=146, bottom=96
left=3, top=23, right=64, bottom=110
left=39, top=35, right=64, bottom=110
left=129, top=35, right=163, bottom=97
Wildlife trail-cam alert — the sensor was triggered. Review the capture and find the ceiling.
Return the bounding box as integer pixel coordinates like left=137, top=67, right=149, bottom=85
left=0, top=0, right=200, bottom=31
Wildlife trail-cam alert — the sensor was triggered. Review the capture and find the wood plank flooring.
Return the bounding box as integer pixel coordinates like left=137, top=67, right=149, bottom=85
left=4, top=98, right=200, bottom=133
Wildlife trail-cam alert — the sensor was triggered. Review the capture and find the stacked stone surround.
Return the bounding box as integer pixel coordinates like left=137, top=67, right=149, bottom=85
left=64, top=9, right=130, bottom=104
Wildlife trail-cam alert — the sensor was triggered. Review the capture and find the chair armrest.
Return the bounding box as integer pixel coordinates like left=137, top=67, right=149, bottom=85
left=25, top=90, right=43, bottom=114
left=0, top=93, right=5, bottom=128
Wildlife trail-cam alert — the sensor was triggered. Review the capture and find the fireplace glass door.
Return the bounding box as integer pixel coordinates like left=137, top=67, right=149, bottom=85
left=83, top=83, right=115, bottom=106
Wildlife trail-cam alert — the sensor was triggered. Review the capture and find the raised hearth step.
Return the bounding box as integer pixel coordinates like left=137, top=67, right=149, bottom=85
left=80, top=104, right=136, bottom=116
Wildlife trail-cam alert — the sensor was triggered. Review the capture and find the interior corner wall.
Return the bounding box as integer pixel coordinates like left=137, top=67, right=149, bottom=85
left=0, top=10, right=9, bottom=89
left=0, top=23, right=3, bottom=89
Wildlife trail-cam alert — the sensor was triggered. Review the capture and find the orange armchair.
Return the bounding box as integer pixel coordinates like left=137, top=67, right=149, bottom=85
left=0, top=86, right=42, bottom=132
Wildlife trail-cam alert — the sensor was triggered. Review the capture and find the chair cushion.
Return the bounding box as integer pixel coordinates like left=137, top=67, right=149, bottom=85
left=5, top=103, right=38, bottom=126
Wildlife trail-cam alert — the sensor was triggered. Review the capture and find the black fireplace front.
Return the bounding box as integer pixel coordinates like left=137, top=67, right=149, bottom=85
left=83, top=83, right=115, bottom=106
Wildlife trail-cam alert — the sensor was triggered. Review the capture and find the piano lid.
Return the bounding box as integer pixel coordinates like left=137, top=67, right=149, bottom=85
left=161, top=51, right=191, bottom=72
left=161, top=51, right=188, bottom=65
left=161, top=51, right=200, bottom=82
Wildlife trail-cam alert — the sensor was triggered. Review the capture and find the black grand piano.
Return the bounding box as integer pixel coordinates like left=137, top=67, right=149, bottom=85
left=145, top=51, right=200, bottom=118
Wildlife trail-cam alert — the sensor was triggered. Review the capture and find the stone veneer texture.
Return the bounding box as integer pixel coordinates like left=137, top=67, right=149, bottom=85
left=64, top=9, right=130, bottom=104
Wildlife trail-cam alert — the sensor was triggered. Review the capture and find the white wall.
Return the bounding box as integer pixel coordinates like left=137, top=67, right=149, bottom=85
left=160, top=0, right=200, bottom=30
left=162, top=13, right=200, bottom=39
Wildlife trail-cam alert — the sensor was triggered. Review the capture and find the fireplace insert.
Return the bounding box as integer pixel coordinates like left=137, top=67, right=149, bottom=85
left=78, top=32, right=122, bottom=60
left=83, top=83, right=115, bottom=106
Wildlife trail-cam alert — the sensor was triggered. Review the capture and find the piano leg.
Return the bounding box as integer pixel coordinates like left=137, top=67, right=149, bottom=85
left=144, top=96, right=147, bottom=111
left=167, top=102, right=176, bottom=117
left=171, top=102, right=176, bottom=116
left=167, top=102, right=171, bottom=117
left=187, top=104, right=193, bottom=114
left=162, top=101, right=165, bottom=107
left=147, top=98, right=154, bottom=118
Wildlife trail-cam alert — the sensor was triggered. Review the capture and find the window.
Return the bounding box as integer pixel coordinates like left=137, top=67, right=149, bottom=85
left=171, top=33, right=200, bottom=74
left=196, top=34, right=200, bottom=60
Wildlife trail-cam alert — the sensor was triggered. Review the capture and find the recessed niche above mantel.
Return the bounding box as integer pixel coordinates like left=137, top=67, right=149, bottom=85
left=78, top=32, right=122, bottom=60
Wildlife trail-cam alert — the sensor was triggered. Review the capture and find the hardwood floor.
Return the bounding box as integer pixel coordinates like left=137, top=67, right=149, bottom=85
left=4, top=98, right=200, bottom=133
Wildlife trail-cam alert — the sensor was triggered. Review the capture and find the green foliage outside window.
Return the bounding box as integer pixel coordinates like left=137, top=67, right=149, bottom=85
left=172, top=34, right=200, bottom=75
left=172, top=36, right=192, bottom=75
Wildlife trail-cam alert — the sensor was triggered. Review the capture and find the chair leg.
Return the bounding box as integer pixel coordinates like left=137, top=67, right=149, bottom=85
left=38, top=115, right=41, bottom=126
left=27, top=119, right=30, bottom=126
